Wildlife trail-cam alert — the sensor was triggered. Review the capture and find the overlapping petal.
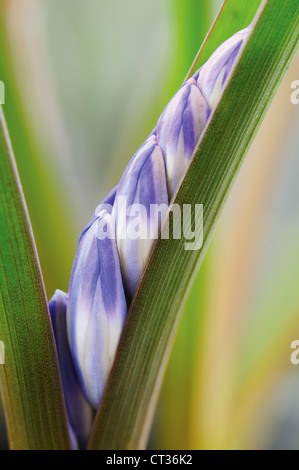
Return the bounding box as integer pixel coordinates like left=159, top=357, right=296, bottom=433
left=67, top=210, right=127, bottom=409
left=155, top=82, right=210, bottom=197
left=113, top=135, right=169, bottom=298
left=49, top=290, right=93, bottom=448
left=195, top=26, right=251, bottom=108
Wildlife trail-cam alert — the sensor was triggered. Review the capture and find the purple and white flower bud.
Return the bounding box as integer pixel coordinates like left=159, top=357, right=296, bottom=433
left=49, top=290, right=93, bottom=448
left=67, top=209, right=127, bottom=409
left=155, top=81, right=210, bottom=197
left=195, top=26, right=251, bottom=109
left=113, top=135, right=168, bottom=298
left=154, top=26, right=251, bottom=199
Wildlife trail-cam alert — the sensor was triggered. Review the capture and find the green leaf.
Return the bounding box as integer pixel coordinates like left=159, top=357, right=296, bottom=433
left=88, top=0, right=299, bottom=450
left=0, top=107, right=71, bottom=449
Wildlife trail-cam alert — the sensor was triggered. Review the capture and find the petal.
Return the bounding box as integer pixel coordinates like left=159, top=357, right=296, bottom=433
left=156, top=83, right=210, bottom=196
left=49, top=290, right=93, bottom=448
left=196, top=27, right=250, bottom=108
left=67, top=211, right=127, bottom=409
left=113, top=136, right=169, bottom=298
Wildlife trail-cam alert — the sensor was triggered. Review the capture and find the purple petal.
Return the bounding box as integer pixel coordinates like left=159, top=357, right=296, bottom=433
left=67, top=211, right=127, bottom=409
left=156, top=83, right=210, bottom=196
left=113, top=135, right=169, bottom=298
left=196, top=27, right=250, bottom=108
left=49, top=290, right=93, bottom=448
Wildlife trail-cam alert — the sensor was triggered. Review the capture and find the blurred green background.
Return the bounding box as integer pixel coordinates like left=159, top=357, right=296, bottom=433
left=0, top=0, right=299, bottom=449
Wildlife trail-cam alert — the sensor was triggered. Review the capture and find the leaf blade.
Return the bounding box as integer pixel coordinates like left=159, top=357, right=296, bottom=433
left=0, top=106, right=71, bottom=449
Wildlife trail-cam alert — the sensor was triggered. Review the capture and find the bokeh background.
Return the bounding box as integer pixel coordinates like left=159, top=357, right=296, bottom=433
left=0, top=0, right=299, bottom=450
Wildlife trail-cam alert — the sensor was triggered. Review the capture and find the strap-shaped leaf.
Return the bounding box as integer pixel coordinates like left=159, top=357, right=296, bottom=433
left=88, top=0, right=299, bottom=450
left=0, top=107, right=71, bottom=449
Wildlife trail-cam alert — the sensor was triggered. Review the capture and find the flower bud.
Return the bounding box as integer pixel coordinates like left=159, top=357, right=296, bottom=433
left=195, top=26, right=251, bottom=109
left=154, top=27, right=250, bottom=198
left=155, top=82, right=210, bottom=197
left=113, top=135, right=169, bottom=298
left=67, top=209, right=127, bottom=409
left=49, top=290, right=93, bottom=448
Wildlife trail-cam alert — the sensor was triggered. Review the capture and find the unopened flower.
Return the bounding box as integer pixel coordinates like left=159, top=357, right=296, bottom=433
left=155, top=80, right=210, bottom=197
left=113, top=135, right=168, bottom=298
left=49, top=290, right=93, bottom=448
left=195, top=26, right=251, bottom=109
left=154, top=26, right=250, bottom=199
left=67, top=207, right=127, bottom=409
